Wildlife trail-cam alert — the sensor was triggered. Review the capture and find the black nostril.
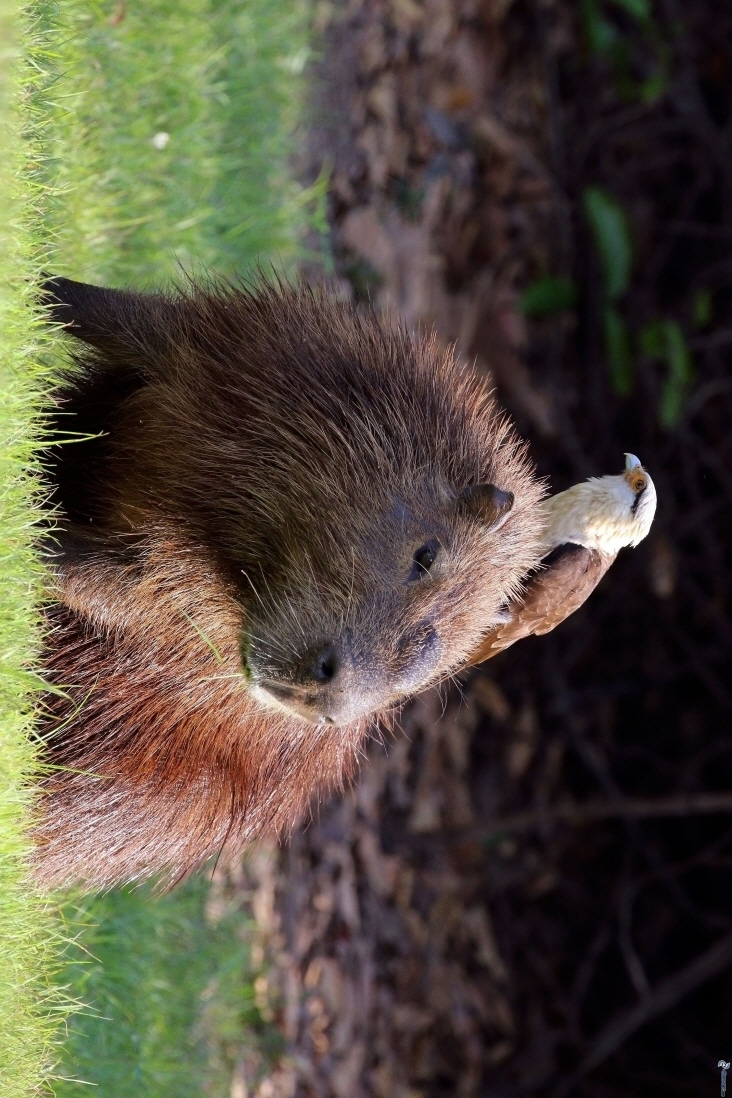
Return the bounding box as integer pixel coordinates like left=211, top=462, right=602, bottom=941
left=312, top=642, right=338, bottom=684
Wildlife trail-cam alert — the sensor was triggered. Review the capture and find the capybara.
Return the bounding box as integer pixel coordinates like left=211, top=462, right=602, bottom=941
left=36, top=277, right=545, bottom=888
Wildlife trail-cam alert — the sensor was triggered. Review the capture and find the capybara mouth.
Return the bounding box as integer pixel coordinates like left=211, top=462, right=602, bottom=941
left=254, top=679, right=337, bottom=725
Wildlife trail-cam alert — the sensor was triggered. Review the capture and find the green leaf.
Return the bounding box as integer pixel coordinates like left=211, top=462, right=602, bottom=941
left=660, top=322, right=694, bottom=429
left=581, top=0, right=617, bottom=53
left=639, top=69, right=668, bottom=103
left=611, top=0, right=651, bottom=22
left=692, top=287, right=712, bottom=329
left=639, top=318, right=664, bottom=358
left=520, top=276, right=577, bottom=317
left=640, top=319, right=694, bottom=429
left=584, top=187, right=633, bottom=301
left=604, top=305, right=634, bottom=396
left=639, top=43, right=671, bottom=104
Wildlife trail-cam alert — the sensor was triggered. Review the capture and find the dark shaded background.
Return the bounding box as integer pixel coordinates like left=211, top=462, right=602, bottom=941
left=237, top=1, right=732, bottom=1094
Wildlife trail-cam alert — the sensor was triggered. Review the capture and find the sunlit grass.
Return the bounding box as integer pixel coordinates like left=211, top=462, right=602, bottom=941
left=36, top=0, right=321, bottom=284
left=0, top=3, right=72, bottom=1094
left=1, top=0, right=318, bottom=1093
left=55, top=879, right=283, bottom=1098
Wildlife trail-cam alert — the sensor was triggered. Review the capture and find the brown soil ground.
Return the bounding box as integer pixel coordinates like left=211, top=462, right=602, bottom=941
left=220, top=2, right=732, bottom=1095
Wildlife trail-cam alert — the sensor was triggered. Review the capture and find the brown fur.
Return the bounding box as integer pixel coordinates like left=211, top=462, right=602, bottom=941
left=35, top=278, right=544, bottom=888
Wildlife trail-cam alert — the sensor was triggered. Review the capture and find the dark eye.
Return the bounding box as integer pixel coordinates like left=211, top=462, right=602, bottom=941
left=409, top=539, right=439, bottom=581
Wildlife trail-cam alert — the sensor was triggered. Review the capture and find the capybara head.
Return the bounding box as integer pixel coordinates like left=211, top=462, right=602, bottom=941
left=47, top=278, right=545, bottom=729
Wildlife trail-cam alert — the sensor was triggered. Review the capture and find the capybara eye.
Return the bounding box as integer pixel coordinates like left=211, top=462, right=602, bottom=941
left=410, top=540, right=439, bottom=580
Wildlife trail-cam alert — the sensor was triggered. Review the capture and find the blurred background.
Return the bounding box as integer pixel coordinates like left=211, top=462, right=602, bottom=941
left=30, top=0, right=732, bottom=1095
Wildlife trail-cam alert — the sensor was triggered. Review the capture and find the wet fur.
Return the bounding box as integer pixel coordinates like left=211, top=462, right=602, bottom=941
left=35, top=280, right=544, bottom=888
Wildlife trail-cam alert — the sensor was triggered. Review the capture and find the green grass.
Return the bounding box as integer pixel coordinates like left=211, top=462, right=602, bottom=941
left=0, top=0, right=319, bottom=1093
left=56, top=879, right=283, bottom=1098
left=37, top=0, right=321, bottom=284
left=0, top=4, right=73, bottom=1096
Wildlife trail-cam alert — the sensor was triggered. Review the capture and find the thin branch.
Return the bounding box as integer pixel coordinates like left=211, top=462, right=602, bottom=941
left=560, top=930, right=732, bottom=1090
left=472, top=792, right=732, bottom=843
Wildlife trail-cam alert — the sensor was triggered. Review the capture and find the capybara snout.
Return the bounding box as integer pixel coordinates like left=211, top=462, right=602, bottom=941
left=240, top=468, right=534, bottom=726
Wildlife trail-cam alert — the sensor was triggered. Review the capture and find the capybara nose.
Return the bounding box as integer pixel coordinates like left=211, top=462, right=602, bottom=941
left=304, top=641, right=340, bottom=686
left=287, top=636, right=342, bottom=685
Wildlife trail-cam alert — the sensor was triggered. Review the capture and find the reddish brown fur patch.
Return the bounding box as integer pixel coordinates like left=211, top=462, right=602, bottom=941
left=37, top=532, right=367, bottom=888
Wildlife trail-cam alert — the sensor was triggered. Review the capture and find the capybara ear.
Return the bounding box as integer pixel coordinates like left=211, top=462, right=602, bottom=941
left=458, top=483, right=515, bottom=530
left=40, top=276, right=179, bottom=363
